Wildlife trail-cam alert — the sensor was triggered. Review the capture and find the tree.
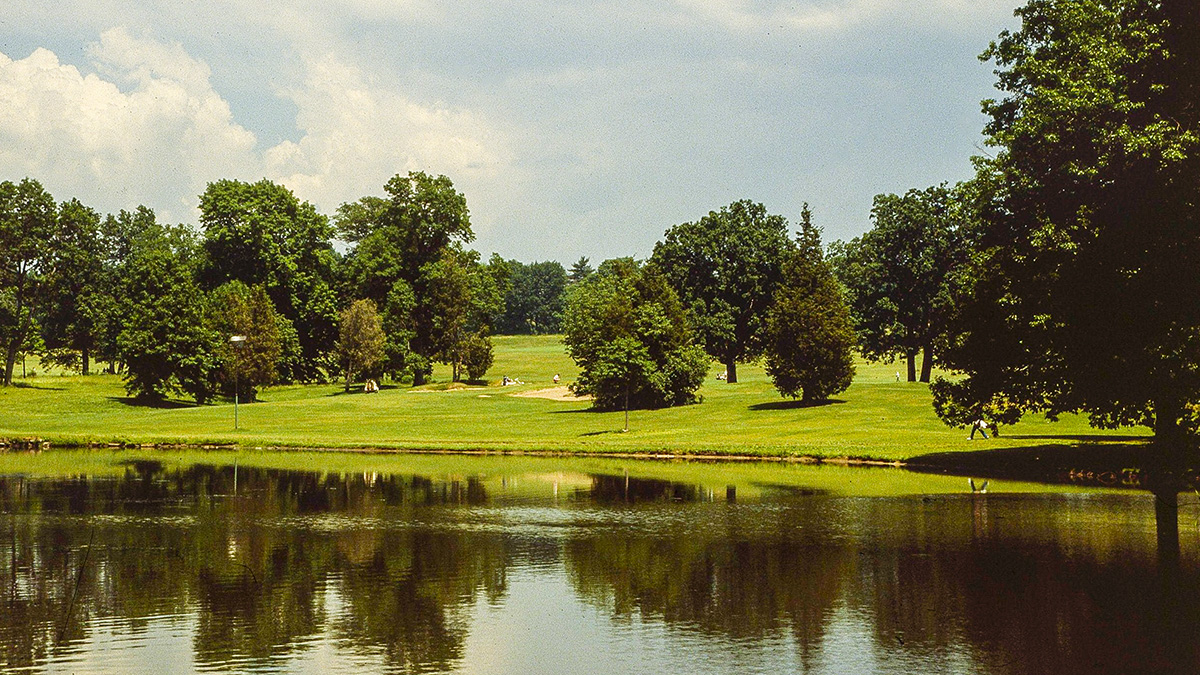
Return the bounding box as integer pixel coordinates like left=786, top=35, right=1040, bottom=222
left=934, top=0, right=1200, bottom=446
left=336, top=299, right=385, bottom=392
left=651, top=200, right=794, bottom=383
left=568, top=257, right=594, bottom=284
left=425, top=250, right=473, bottom=381
left=92, top=207, right=159, bottom=372
left=0, top=178, right=59, bottom=386
left=830, top=184, right=968, bottom=382
left=765, top=207, right=856, bottom=403
left=460, top=332, right=494, bottom=381
left=336, top=172, right=473, bottom=385
left=562, top=258, right=709, bottom=410
left=199, top=179, right=339, bottom=382
left=498, top=260, right=568, bottom=334
left=210, top=282, right=283, bottom=402
left=117, top=223, right=220, bottom=402
left=41, top=198, right=105, bottom=375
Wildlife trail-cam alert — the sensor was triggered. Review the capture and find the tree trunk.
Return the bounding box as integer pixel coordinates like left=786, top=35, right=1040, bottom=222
left=1154, top=396, right=1186, bottom=450
left=919, top=343, right=933, bottom=383
left=81, top=346, right=90, bottom=377
left=905, top=349, right=917, bottom=382
left=725, top=357, right=738, bottom=384
left=3, top=344, right=16, bottom=386
left=345, top=368, right=351, bottom=393
left=1155, top=487, right=1180, bottom=566
left=413, top=367, right=427, bottom=386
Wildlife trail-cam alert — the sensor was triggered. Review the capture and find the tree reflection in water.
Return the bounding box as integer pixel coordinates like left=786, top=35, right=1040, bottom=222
left=1, top=464, right=1198, bottom=674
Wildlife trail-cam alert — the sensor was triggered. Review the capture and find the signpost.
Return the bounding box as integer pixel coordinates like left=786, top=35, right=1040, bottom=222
left=230, top=335, right=246, bottom=429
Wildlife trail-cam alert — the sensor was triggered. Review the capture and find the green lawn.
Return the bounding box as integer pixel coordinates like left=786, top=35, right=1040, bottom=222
left=0, top=335, right=1148, bottom=461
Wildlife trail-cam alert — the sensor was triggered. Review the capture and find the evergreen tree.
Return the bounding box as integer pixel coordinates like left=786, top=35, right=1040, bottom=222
left=765, top=207, right=855, bottom=403
left=568, top=256, right=594, bottom=284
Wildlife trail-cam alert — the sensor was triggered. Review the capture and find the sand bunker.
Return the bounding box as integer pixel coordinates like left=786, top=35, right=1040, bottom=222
left=510, top=386, right=591, bottom=402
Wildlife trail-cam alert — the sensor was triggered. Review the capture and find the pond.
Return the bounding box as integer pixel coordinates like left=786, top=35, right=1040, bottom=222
left=1, top=451, right=1198, bottom=674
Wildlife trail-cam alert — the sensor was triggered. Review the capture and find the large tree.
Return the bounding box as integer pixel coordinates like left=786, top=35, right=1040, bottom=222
left=0, top=178, right=58, bottom=385
left=336, top=172, right=474, bottom=384
left=41, top=198, right=106, bottom=375
left=562, top=258, right=709, bottom=410
left=198, top=179, right=338, bottom=381
left=651, top=200, right=794, bottom=383
left=92, top=207, right=159, bottom=372
left=934, top=0, right=1200, bottom=447
left=117, top=223, right=219, bottom=403
left=830, top=184, right=968, bottom=382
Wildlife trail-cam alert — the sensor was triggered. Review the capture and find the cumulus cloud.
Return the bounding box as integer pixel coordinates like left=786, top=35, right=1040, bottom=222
left=265, top=55, right=512, bottom=215
left=0, top=28, right=511, bottom=224
left=0, top=28, right=258, bottom=220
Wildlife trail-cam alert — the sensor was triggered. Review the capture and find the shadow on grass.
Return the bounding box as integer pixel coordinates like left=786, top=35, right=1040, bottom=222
left=749, top=398, right=845, bottom=411
left=9, top=382, right=66, bottom=391
left=904, top=440, right=1183, bottom=491
left=108, top=396, right=198, bottom=410
left=580, top=429, right=624, bottom=437
left=1003, top=433, right=1149, bottom=443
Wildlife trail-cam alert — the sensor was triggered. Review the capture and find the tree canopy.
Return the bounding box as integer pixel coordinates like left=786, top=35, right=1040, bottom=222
left=651, top=200, right=794, bottom=383
left=0, top=178, right=58, bottom=385
left=198, top=178, right=338, bottom=382
left=336, top=172, right=475, bottom=384
left=497, top=260, right=567, bottom=334
left=934, top=0, right=1200, bottom=445
left=562, top=258, right=709, bottom=410
left=831, top=184, right=969, bottom=382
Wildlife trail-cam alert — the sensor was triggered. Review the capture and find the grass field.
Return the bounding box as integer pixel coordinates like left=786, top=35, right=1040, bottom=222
left=0, top=335, right=1148, bottom=462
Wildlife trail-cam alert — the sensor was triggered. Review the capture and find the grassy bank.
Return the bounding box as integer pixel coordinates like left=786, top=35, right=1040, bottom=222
left=0, top=335, right=1147, bottom=462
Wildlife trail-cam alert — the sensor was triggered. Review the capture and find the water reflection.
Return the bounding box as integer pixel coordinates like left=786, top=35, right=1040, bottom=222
left=1, top=461, right=1198, bottom=673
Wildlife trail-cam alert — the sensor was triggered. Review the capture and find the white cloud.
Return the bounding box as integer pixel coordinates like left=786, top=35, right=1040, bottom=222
left=265, top=55, right=512, bottom=215
left=0, top=28, right=512, bottom=226
left=0, top=28, right=258, bottom=221
left=670, top=0, right=1012, bottom=34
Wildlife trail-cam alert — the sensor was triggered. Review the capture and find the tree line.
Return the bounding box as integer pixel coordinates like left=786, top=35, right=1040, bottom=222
left=0, top=169, right=858, bottom=406
left=0, top=172, right=587, bottom=400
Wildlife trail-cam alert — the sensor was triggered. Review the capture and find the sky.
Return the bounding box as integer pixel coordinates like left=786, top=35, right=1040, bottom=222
left=0, top=0, right=1021, bottom=263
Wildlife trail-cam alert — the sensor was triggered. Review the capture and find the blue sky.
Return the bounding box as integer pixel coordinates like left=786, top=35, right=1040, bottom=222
left=0, top=0, right=1019, bottom=262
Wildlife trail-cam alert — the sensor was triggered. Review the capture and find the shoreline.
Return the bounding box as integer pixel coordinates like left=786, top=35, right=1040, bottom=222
left=5, top=436, right=1180, bottom=492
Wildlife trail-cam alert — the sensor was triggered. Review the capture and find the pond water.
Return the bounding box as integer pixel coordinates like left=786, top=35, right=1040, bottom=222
left=2, top=453, right=1199, bottom=674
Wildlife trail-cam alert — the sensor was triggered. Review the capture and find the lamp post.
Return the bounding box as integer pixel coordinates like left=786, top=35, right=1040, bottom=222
left=230, top=335, right=246, bottom=429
